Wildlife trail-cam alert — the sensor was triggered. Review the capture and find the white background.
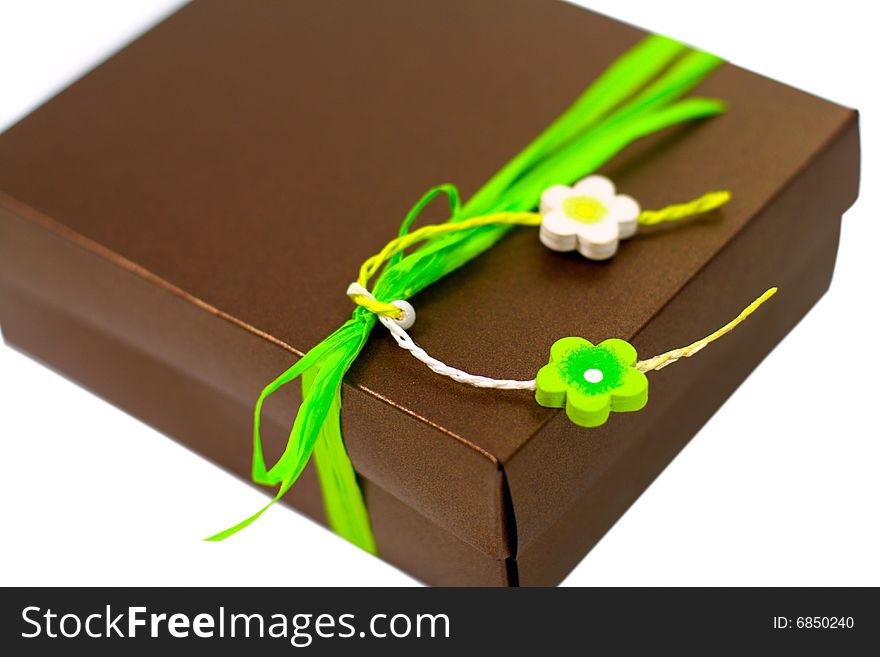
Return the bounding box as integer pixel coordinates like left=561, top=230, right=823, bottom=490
left=1, top=0, right=877, bottom=587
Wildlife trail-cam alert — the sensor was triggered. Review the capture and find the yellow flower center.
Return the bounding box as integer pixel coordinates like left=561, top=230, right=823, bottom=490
left=562, top=195, right=607, bottom=224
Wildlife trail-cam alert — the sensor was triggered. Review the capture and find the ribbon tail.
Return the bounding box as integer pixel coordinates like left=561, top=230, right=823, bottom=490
left=204, top=495, right=280, bottom=542
left=309, top=368, right=378, bottom=555
left=207, top=320, right=372, bottom=541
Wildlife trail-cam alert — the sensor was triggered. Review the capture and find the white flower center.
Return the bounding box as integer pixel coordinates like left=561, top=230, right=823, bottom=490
left=583, top=368, right=604, bottom=384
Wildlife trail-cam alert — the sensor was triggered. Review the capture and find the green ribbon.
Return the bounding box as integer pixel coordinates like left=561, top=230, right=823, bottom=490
left=207, top=35, right=726, bottom=549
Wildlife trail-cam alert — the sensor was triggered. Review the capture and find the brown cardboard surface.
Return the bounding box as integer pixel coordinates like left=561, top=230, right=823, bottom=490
left=0, top=0, right=861, bottom=584
left=0, top=284, right=509, bottom=586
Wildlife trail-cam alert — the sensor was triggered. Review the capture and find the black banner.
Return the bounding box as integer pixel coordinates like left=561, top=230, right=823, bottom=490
left=2, top=587, right=876, bottom=654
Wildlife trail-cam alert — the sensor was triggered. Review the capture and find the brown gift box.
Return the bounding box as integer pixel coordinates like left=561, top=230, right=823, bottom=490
left=0, top=0, right=860, bottom=585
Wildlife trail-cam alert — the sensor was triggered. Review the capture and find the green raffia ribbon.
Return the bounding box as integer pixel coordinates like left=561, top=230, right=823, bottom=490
left=207, top=35, right=726, bottom=548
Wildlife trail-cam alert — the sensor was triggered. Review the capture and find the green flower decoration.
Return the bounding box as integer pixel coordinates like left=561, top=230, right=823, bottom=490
left=535, top=337, right=648, bottom=427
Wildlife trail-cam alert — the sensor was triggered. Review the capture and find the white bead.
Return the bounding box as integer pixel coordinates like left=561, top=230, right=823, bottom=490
left=390, top=300, right=416, bottom=330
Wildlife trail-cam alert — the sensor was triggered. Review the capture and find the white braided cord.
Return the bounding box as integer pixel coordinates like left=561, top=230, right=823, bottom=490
left=348, top=283, right=536, bottom=391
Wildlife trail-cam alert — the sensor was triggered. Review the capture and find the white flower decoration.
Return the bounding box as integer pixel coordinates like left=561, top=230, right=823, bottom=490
left=539, top=175, right=640, bottom=260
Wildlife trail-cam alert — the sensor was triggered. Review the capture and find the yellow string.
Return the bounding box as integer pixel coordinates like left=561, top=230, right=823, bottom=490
left=637, top=190, right=731, bottom=226
left=636, top=287, right=777, bottom=372
left=348, top=190, right=733, bottom=319
left=349, top=212, right=542, bottom=318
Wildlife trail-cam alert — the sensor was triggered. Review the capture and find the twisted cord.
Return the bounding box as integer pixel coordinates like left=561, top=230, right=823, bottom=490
left=347, top=283, right=537, bottom=389
left=347, top=191, right=732, bottom=319
left=377, top=314, right=538, bottom=390
left=636, top=287, right=777, bottom=372
left=351, top=284, right=777, bottom=389
left=637, top=190, right=731, bottom=226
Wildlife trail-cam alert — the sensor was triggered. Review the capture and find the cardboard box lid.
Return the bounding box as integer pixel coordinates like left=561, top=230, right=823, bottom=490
left=0, top=0, right=859, bottom=562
